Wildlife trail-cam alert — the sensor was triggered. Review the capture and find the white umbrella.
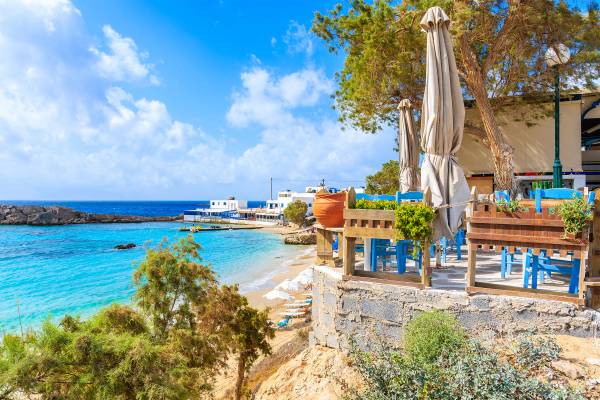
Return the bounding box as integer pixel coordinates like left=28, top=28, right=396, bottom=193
left=398, top=99, right=419, bottom=193
left=419, top=6, right=470, bottom=240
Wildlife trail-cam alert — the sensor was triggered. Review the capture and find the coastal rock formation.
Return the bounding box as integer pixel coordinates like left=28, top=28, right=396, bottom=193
left=0, top=205, right=180, bottom=226
left=114, top=243, right=137, bottom=250
left=284, top=233, right=317, bottom=245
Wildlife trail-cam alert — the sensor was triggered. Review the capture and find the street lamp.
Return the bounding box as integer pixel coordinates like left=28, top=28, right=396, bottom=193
left=545, top=44, right=570, bottom=188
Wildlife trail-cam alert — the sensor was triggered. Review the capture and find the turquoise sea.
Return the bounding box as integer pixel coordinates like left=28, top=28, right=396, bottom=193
left=0, top=221, right=297, bottom=334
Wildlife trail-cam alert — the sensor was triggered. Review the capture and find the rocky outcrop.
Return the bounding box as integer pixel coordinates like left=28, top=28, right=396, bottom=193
left=114, top=243, right=137, bottom=250
left=0, top=205, right=180, bottom=226
left=284, top=233, right=317, bottom=245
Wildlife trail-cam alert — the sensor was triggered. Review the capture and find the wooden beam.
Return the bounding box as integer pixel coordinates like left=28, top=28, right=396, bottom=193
left=468, top=282, right=582, bottom=305
left=344, top=273, right=425, bottom=289
left=342, top=235, right=355, bottom=276
left=466, top=186, right=478, bottom=289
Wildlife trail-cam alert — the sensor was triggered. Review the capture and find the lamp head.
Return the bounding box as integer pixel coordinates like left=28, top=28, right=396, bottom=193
left=545, top=44, right=570, bottom=67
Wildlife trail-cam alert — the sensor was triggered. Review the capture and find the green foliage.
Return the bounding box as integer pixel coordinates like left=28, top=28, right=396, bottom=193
left=354, top=199, right=398, bottom=210
left=395, top=203, right=435, bottom=257
left=403, top=311, right=466, bottom=367
left=552, top=195, right=593, bottom=236
left=497, top=198, right=527, bottom=214
left=347, top=312, right=584, bottom=400
left=365, top=161, right=399, bottom=195
left=513, top=334, right=561, bottom=371
left=0, top=236, right=274, bottom=400
left=283, top=200, right=308, bottom=226
left=133, top=235, right=216, bottom=339
left=313, top=0, right=599, bottom=133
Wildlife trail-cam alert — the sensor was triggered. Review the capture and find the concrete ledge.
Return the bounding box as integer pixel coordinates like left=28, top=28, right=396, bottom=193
left=311, top=267, right=600, bottom=351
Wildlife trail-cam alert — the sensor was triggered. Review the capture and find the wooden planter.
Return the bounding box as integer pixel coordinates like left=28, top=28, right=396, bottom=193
left=466, top=188, right=591, bottom=305
left=341, top=188, right=432, bottom=288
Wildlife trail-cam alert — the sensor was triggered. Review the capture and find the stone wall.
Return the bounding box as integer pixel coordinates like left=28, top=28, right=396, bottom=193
left=310, top=265, right=600, bottom=351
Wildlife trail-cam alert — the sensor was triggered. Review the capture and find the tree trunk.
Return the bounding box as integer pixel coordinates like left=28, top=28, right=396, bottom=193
left=458, top=36, right=515, bottom=192
left=235, top=355, right=246, bottom=400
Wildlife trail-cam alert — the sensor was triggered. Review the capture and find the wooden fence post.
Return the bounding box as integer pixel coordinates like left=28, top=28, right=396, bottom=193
left=466, top=186, right=478, bottom=289
left=422, top=187, right=432, bottom=287
left=342, top=188, right=356, bottom=275
left=589, top=188, right=600, bottom=307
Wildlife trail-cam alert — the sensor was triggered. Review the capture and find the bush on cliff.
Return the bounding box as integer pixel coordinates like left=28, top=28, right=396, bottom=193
left=284, top=200, right=308, bottom=226
left=0, top=236, right=274, bottom=400
left=348, top=311, right=583, bottom=400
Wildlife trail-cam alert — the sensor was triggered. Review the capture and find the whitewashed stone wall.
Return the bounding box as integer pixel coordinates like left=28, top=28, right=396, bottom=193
left=310, top=265, right=600, bottom=351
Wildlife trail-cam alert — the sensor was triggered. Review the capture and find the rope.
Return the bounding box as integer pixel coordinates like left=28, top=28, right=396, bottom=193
left=432, top=199, right=476, bottom=210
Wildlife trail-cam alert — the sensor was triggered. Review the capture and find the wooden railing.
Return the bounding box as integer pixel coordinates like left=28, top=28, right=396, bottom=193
left=341, top=187, right=433, bottom=288
left=466, top=187, right=592, bottom=305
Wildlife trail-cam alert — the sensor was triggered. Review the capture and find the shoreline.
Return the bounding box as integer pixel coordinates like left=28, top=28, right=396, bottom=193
left=243, top=244, right=315, bottom=317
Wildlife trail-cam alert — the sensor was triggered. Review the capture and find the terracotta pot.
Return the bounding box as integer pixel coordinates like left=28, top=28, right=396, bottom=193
left=313, top=191, right=346, bottom=228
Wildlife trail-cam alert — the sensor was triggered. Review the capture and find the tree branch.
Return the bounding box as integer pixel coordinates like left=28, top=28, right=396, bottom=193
left=482, top=1, right=524, bottom=74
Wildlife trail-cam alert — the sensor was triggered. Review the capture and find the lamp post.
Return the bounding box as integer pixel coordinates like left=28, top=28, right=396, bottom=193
left=545, top=44, right=570, bottom=188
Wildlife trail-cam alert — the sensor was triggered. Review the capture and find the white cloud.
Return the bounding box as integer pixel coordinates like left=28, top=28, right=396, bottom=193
left=0, top=0, right=394, bottom=200
left=283, top=21, right=314, bottom=57
left=226, top=67, right=333, bottom=127
left=91, top=25, right=158, bottom=84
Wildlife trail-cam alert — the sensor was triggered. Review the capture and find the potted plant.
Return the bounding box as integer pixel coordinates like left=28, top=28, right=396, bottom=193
left=552, top=196, right=593, bottom=241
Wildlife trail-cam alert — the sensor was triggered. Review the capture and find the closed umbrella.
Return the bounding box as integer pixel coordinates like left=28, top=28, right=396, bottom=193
left=398, top=99, right=419, bottom=193
left=419, top=6, right=470, bottom=240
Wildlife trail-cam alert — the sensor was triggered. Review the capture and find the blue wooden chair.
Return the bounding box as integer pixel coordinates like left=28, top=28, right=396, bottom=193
left=521, top=188, right=594, bottom=293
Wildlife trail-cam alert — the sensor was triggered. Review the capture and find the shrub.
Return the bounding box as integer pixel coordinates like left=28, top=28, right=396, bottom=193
left=403, top=310, right=465, bottom=366
left=347, top=311, right=584, bottom=400
left=395, top=203, right=435, bottom=257
left=353, top=199, right=398, bottom=210
left=512, top=334, right=561, bottom=371
left=284, top=200, right=308, bottom=226
left=552, top=195, right=593, bottom=236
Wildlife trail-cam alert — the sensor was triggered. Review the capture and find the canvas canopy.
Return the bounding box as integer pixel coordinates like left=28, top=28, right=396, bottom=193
left=398, top=99, right=419, bottom=193
left=419, top=6, right=470, bottom=240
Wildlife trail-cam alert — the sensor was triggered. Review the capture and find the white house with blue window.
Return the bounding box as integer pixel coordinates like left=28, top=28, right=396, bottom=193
left=183, top=196, right=247, bottom=221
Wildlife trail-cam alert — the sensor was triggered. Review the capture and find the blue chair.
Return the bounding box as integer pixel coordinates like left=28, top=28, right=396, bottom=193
left=521, top=188, right=594, bottom=293
left=356, top=193, right=396, bottom=202
left=534, top=188, right=595, bottom=213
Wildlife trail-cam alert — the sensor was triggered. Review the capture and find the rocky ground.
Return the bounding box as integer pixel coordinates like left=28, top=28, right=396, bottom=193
left=284, top=233, right=317, bottom=245
left=0, top=205, right=180, bottom=225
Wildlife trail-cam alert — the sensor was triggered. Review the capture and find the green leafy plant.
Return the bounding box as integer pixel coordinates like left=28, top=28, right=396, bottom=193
left=552, top=195, right=593, bottom=237
left=497, top=198, right=526, bottom=214
left=404, top=311, right=466, bottom=367
left=395, top=203, right=435, bottom=257
left=346, top=311, right=585, bottom=400
left=353, top=199, right=398, bottom=210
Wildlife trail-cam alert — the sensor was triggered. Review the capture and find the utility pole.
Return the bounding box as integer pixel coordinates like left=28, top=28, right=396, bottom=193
left=270, top=177, right=273, bottom=200
left=320, top=178, right=325, bottom=188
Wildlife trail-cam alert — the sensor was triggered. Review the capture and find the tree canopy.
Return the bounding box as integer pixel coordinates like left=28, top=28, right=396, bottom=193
left=0, top=236, right=274, bottom=400
left=284, top=200, right=309, bottom=226
left=366, top=160, right=400, bottom=195
left=313, top=0, right=599, bottom=189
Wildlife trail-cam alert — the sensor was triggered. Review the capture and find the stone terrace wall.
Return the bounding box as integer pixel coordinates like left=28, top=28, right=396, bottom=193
left=310, top=265, right=600, bottom=351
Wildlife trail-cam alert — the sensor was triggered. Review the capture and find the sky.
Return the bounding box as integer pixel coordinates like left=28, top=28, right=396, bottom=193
left=0, top=0, right=592, bottom=200
left=0, top=0, right=397, bottom=200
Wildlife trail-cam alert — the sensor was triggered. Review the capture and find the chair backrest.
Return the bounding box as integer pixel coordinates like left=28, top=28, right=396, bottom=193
left=534, top=188, right=595, bottom=212
left=494, top=190, right=510, bottom=202
left=356, top=193, right=396, bottom=202
left=396, top=191, right=423, bottom=203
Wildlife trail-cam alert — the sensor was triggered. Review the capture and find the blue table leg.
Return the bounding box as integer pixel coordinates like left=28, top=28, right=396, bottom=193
left=531, top=255, right=539, bottom=289
left=440, top=237, right=448, bottom=264
left=370, top=239, right=377, bottom=272
left=569, top=259, right=580, bottom=294
left=501, top=247, right=507, bottom=279
left=507, top=253, right=514, bottom=275
left=396, top=241, right=407, bottom=274
left=523, top=251, right=531, bottom=288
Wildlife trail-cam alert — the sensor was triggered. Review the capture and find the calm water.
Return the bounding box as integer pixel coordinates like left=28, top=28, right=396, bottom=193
left=1, top=200, right=267, bottom=217
left=0, top=221, right=296, bottom=333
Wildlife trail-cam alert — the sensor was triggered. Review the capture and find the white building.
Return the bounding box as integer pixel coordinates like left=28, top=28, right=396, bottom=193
left=183, top=196, right=247, bottom=222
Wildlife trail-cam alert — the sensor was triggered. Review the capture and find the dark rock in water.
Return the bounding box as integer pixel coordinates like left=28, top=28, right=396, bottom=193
left=0, top=204, right=181, bottom=226
left=284, top=233, right=317, bottom=245
left=115, top=243, right=137, bottom=250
